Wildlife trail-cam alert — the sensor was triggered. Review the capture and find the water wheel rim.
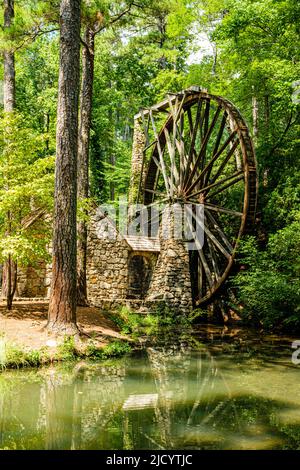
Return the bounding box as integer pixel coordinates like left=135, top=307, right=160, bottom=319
left=142, top=90, right=258, bottom=306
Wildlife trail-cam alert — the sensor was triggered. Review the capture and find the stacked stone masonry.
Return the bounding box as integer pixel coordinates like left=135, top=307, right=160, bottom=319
left=146, top=205, right=193, bottom=316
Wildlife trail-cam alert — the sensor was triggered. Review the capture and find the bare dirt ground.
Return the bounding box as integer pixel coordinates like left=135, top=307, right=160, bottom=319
left=0, top=300, right=126, bottom=351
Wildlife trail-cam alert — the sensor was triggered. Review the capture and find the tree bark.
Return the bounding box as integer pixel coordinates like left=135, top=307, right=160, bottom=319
left=252, top=94, right=259, bottom=142
left=3, top=0, right=15, bottom=112
left=2, top=0, right=16, bottom=310
left=77, top=26, right=95, bottom=307
left=6, top=254, right=17, bottom=310
left=263, top=95, right=270, bottom=187
left=47, top=0, right=81, bottom=334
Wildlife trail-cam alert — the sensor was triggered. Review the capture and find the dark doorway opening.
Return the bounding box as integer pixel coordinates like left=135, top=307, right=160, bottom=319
left=127, top=255, right=152, bottom=299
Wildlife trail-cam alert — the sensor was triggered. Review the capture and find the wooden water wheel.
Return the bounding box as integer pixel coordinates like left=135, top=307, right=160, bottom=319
left=136, top=87, right=258, bottom=306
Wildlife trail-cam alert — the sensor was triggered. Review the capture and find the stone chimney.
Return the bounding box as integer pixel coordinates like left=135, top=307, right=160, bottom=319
left=128, top=118, right=146, bottom=206
left=146, top=204, right=193, bottom=317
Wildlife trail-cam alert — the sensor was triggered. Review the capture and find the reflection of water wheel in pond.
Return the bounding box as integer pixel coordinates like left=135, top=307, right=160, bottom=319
left=143, top=344, right=240, bottom=449
left=135, top=87, right=258, bottom=305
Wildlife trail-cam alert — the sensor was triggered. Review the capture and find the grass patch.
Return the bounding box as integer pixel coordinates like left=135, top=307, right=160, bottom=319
left=110, top=306, right=160, bottom=336
left=86, top=340, right=132, bottom=359
left=110, top=303, right=198, bottom=338
left=0, top=341, right=50, bottom=369
left=0, top=334, right=132, bottom=370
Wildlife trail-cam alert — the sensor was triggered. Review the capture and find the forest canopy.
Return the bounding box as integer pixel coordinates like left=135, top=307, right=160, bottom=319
left=0, top=0, right=299, bottom=329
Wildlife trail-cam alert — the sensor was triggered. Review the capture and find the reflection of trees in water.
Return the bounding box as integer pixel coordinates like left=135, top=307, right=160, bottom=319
left=1, top=336, right=300, bottom=450
left=39, top=362, right=126, bottom=449
left=79, top=363, right=125, bottom=448
left=143, top=337, right=240, bottom=449
left=0, top=362, right=126, bottom=450
left=146, top=341, right=192, bottom=448
left=0, top=371, right=43, bottom=449
left=44, top=367, right=77, bottom=449
left=140, top=334, right=300, bottom=450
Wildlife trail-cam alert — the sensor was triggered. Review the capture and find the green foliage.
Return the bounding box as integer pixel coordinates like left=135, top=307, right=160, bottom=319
left=110, top=306, right=148, bottom=335
left=55, top=335, right=132, bottom=362
left=86, top=340, right=132, bottom=359
left=189, top=308, right=209, bottom=322
left=0, top=113, right=54, bottom=268
left=0, top=341, right=48, bottom=369
left=233, top=228, right=300, bottom=330
left=56, top=336, right=77, bottom=361
left=111, top=304, right=192, bottom=336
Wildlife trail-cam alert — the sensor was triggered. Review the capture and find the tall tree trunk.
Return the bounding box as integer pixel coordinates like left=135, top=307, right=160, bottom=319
left=6, top=254, right=17, bottom=310
left=212, top=44, right=217, bottom=76
left=252, top=94, right=259, bottom=142
left=2, top=0, right=16, bottom=310
left=77, top=26, right=95, bottom=307
left=47, top=0, right=81, bottom=334
left=3, top=0, right=15, bottom=112
left=263, top=95, right=270, bottom=187
left=109, top=153, right=116, bottom=201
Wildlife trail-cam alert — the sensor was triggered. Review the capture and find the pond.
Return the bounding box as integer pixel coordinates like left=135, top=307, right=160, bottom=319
left=0, top=325, right=299, bottom=450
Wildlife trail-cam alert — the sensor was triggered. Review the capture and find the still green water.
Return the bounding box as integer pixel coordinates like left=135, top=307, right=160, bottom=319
left=0, top=325, right=299, bottom=450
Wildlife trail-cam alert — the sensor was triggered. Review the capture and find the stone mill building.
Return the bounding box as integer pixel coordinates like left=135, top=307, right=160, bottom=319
left=3, top=87, right=258, bottom=316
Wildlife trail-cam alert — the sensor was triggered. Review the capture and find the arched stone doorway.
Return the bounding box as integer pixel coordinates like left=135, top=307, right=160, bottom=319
left=127, top=254, right=153, bottom=299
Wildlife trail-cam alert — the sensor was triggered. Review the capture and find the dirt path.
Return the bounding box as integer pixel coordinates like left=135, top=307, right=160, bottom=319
left=0, top=301, right=126, bottom=351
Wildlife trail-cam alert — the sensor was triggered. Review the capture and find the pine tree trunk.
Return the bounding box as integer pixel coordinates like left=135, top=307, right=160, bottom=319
left=2, top=1, right=16, bottom=309
left=77, top=26, right=95, bottom=307
left=3, top=0, right=15, bottom=112
left=47, top=0, right=81, bottom=334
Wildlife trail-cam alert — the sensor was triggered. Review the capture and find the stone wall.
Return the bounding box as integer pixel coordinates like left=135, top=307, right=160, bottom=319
left=16, top=261, right=48, bottom=298
left=8, top=207, right=194, bottom=317
left=146, top=205, right=193, bottom=316
left=86, top=215, right=131, bottom=304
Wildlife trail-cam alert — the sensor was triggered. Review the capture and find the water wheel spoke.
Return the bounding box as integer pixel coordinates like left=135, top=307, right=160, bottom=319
left=209, top=139, right=240, bottom=186
left=145, top=188, right=167, bottom=198
left=204, top=225, right=231, bottom=260
left=184, top=104, right=222, bottom=191
left=180, top=108, right=185, bottom=138
left=188, top=170, right=244, bottom=199
left=202, top=111, right=228, bottom=187
left=203, top=99, right=210, bottom=136
left=213, top=111, right=228, bottom=156
left=198, top=255, right=203, bottom=298
left=207, top=237, right=221, bottom=282
left=175, top=138, right=188, bottom=187
left=186, top=138, right=240, bottom=197
left=186, top=213, right=214, bottom=288
left=145, top=197, right=169, bottom=210
left=206, top=172, right=244, bottom=200
left=174, top=111, right=188, bottom=188
left=205, top=209, right=234, bottom=252
left=183, top=98, right=203, bottom=187
left=198, top=245, right=214, bottom=288
left=168, top=93, right=185, bottom=124
left=201, top=99, right=211, bottom=169
left=187, top=205, right=231, bottom=260
left=149, top=110, right=171, bottom=196
left=187, top=107, right=194, bottom=137
left=169, top=96, right=185, bottom=189
left=164, top=127, right=179, bottom=188
left=204, top=203, right=243, bottom=218
left=144, top=139, right=158, bottom=152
